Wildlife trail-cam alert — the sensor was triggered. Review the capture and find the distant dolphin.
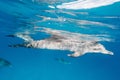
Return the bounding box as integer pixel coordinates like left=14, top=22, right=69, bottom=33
left=9, top=27, right=113, bottom=57
left=0, top=58, right=11, bottom=67
left=55, top=58, right=71, bottom=64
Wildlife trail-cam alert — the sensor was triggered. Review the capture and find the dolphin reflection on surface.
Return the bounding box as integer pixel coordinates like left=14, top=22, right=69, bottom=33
left=9, top=27, right=113, bottom=57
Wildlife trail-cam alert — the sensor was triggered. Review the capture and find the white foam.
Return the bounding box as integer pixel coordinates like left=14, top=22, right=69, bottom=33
left=57, top=0, right=120, bottom=9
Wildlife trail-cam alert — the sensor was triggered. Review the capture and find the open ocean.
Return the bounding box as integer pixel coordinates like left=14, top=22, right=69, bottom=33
left=0, top=0, right=120, bottom=80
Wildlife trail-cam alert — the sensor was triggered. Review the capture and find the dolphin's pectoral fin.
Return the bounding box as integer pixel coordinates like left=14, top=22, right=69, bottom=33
left=67, top=52, right=85, bottom=57
left=6, top=33, right=33, bottom=42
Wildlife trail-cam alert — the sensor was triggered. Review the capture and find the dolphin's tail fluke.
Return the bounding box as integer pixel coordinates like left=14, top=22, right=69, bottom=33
left=15, top=33, right=33, bottom=42
left=8, top=43, right=27, bottom=48
left=6, top=33, right=34, bottom=48
left=6, top=33, right=34, bottom=42
left=8, top=43, right=34, bottom=48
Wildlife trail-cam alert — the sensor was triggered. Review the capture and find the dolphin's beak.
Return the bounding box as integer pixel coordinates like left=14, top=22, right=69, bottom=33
left=103, top=50, right=114, bottom=55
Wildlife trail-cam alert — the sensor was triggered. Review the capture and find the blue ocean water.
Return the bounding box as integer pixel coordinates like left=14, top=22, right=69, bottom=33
left=0, top=0, right=120, bottom=80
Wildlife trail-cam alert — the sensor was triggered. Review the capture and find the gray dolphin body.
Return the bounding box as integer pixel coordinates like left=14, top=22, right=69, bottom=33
left=9, top=27, right=113, bottom=57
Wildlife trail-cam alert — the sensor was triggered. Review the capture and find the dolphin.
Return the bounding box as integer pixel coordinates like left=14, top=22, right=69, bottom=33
left=9, top=27, right=113, bottom=57
left=55, top=58, right=71, bottom=64
left=0, top=58, right=11, bottom=67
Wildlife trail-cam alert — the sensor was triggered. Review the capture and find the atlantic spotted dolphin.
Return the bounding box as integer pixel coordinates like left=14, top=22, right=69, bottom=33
left=9, top=27, right=113, bottom=57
